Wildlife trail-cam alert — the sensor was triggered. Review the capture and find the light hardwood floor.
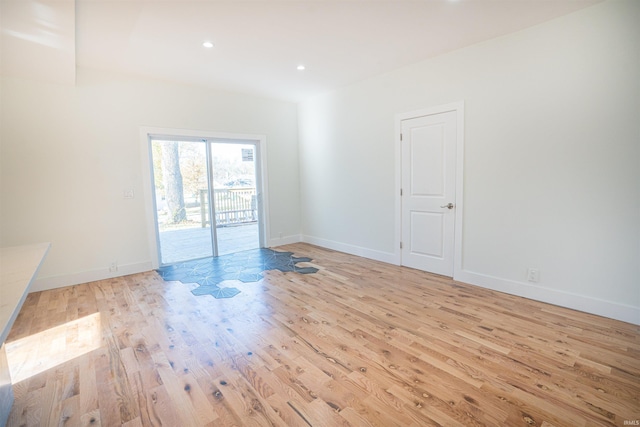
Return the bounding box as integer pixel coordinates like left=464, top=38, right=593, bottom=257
left=6, top=243, right=640, bottom=426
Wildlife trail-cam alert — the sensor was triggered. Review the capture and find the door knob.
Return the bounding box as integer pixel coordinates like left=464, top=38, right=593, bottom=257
left=440, top=203, right=455, bottom=209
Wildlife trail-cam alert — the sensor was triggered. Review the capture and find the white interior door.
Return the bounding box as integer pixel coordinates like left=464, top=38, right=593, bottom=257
left=401, top=110, right=457, bottom=276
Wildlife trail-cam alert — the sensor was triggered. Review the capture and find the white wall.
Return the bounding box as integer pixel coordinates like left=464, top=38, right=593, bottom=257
left=299, top=0, right=640, bottom=324
left=0, top=67, right=300, bottom=290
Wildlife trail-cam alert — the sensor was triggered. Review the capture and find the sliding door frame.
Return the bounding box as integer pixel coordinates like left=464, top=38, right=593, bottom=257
left=139, top=127, right=270, bottom=269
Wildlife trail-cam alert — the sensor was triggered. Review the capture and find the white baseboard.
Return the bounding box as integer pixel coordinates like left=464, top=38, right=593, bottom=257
left=31, top=261, right=153, bottom=293
left=455, top=269, right=640, bottom=326
left=267, top=234, right=302, bottom=248
left=301, top=234, right=397, bottom=264
left=29, top=243, right=639, bottom=326
left=298, top=235, right=639, bottom=325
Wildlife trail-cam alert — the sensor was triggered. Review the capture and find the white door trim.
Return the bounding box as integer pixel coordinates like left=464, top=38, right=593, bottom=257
left=394, top=101, right=464, bottom=277
left=139, top=126, right=270, bottom=269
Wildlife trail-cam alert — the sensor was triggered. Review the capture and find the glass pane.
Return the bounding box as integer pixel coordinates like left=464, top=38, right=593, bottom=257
left=152, top=139, right=213, bottom=264
left=211, top=143, right=260, bottom=255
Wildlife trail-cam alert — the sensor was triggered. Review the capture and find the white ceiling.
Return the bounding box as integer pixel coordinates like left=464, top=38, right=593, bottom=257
left=2, top=0, right=601, bottom=102
left=1, top=0, right=76, bottom=85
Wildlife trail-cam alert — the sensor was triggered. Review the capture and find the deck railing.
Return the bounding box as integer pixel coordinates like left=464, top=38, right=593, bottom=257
left=200, top=188, right=257, bottom=227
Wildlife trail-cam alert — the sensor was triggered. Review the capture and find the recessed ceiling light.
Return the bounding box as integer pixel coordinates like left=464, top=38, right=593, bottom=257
left=202, top=41, right=214, bottom=48
left=297, top=65, right=305, bottom=71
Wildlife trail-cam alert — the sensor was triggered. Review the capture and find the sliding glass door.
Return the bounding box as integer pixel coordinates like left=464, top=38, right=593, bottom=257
left=150, top=137, right=261, bottom=265
left=210, top=142, right=259, bottom=256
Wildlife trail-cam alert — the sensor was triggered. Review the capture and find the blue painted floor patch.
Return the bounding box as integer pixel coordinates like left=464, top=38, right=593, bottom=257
left=156, top=248, right=318, bottom=299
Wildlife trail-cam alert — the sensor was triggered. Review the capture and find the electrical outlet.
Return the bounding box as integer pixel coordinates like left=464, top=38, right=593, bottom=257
left=527, top=268, right=540, bottom=283
left=109, top=261, right=118, bottom=273
left=123, top=188, right=134, bottom=199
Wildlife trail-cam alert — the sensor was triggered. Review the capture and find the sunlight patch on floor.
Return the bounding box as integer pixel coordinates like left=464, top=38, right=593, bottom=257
left=5, top=312, right=102, bottom=383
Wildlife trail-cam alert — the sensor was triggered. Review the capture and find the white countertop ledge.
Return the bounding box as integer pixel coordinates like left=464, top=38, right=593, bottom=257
left=0, top=243, right=50, bottom=344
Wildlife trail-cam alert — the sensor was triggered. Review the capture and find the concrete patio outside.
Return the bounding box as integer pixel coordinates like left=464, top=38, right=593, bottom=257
left=159, top=222, right=259, bottom=265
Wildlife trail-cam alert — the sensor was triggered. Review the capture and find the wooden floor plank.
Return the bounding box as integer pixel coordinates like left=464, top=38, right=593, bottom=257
left=4, top=243, right=639, bottom=426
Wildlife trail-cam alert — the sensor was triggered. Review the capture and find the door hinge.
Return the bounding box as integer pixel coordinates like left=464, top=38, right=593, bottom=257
left=400, top=188, right=403, bottom=196
left=400, top=241, right=403, bottom=249
left=400, top=133, right=403, bottom=141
